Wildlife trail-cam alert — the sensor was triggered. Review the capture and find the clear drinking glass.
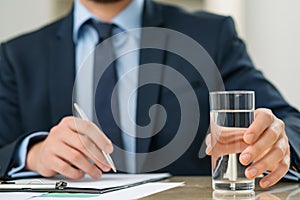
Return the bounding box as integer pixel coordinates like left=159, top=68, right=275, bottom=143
left=210, top=91, right=255, bottom=191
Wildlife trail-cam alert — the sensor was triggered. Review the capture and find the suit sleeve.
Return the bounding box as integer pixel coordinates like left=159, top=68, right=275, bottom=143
left=0, top=43, right=23, bottom=144
left=0, top=43, right=33, bottom=178
left=216, top=17, right=300, bottom=172
left=0, top=42, right=48, bottom=178
left=0, top=43, right=22, bottom=177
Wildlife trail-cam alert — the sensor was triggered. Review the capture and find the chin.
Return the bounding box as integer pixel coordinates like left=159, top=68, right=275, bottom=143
left=90, top=0, right=123, bottom=3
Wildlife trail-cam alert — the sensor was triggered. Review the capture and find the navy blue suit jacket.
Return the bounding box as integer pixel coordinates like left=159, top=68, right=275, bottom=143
left=1, top=0, right=300, bottom=178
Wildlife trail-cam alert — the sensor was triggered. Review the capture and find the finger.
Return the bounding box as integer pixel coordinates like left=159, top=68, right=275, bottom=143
left=56, top=142, right=103, bottom=179
left=210, top=115, right=247, bottom=144
left=210, top=140, right=248, bottom=158
left=214, top=127, right=246, bottom=144
left=60, top=129, right=111, bottom=171
left=240, top=125, right=282, bottom=165
left=51, top=156, right=84, bottom=179
left=206, top=131, right=247, bottom=157
left=244, top=109, right=274, bottom=144
left=63, top=117, right=113, bottom=154
left=206, top=131, right=226, bottom=155
left=259, top=154, right=290, bottom=188
left=77, top=134, right=111, bottom=171
left=205, top=127, right=246, bottom=155
left=205, top=133, right=212, bottom=155
left=244, top=137, right=288, bottom=179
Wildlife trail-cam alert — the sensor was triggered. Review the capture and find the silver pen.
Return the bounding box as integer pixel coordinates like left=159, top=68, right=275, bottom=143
left=73, top=103, right=117, bottom=173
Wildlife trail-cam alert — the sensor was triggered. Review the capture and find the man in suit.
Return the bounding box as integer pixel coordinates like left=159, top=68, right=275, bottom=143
left=0, top=0, right=299, bottom=189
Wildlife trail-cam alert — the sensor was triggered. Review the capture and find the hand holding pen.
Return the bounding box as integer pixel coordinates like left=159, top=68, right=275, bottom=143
left=25, top=107, right=115, bottom=179
left=74, top=103, right=117, bottom=172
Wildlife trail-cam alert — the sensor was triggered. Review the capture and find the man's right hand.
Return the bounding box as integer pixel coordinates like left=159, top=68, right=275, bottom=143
left=25, top=116, right=114, bottom=179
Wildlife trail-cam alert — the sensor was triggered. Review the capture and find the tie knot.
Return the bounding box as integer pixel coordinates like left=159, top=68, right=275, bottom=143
left=89, top=20, right=116, bottom=41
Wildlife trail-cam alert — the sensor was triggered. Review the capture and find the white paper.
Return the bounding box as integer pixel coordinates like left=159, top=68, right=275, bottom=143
left=97, top=182, right=184, bottom=200
left=29, top=182, right=184, bottom=200
left=0, top=173, right=180, bottom=200
left=12, top=173, right=171, bottom=188
left=0, top=192, right=42, bottom=200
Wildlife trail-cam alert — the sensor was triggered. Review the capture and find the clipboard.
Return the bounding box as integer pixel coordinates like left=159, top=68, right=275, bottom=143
left=0, top=176, right=170, bottom=194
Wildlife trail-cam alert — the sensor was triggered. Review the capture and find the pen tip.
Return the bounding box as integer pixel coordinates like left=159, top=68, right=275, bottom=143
left=112, top=167, right=117, bottom=173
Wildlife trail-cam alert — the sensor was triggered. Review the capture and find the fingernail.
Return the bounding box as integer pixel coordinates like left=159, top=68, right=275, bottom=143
left=241, top=153, right=251, bottom=164
left=261, top=180, right=270, bottom=188
left=245, top=133, right=254, bottom=143
left=248, top=168, right=257, bottom=178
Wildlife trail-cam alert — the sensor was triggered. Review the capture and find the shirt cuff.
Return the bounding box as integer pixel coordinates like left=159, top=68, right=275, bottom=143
left=8, top=131, right=49, bottom=177
left=10, top=171, right=40, bottom=179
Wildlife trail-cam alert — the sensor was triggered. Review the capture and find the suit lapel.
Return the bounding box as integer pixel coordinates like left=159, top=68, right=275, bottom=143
left=49, top=12, right=75, bottom=125
left=136, top=0, right=168, bottom=171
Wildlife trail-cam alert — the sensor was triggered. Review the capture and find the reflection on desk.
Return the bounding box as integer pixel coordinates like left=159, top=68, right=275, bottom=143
left=213, top=190, right=255, bottom=199
left=141, top=176, right=300, bottom=200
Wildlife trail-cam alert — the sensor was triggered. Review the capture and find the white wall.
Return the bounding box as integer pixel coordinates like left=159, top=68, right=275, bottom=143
left=200, top=0, right=300, bottom=110
left=244, top=0, right=300, bottom=110
left=0, top=0, right=71, bottom=42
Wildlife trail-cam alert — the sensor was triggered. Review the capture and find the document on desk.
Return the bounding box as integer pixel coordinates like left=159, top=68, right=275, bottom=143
left=0, top=173, right=184, bottom=199
left=48, top=173, right=171, bottom=188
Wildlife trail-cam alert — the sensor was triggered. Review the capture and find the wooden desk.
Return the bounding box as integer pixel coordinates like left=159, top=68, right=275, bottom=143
left=141, top=177, right=300, bottom=200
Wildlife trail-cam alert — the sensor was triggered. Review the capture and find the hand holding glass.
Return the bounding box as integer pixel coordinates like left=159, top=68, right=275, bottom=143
left=209, top=91, right=255, bottom=191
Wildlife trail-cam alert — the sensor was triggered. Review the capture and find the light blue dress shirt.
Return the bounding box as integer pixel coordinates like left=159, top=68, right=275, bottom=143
left=9, top=0, right=144, bottom=177
left=74, top=0, right=143, bottom=173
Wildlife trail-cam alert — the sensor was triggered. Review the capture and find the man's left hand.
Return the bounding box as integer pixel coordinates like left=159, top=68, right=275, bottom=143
left=206, top=108, right=290, bottom=188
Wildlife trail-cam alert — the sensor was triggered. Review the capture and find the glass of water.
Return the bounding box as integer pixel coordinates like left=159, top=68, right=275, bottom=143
left=209, top=91, right=255, bottom=191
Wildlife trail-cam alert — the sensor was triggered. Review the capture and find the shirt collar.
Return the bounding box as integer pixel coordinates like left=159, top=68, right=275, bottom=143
left=111, top=0, right=144, bottom=31
left=73, top=0, right=144, bottom=44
